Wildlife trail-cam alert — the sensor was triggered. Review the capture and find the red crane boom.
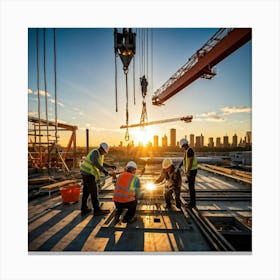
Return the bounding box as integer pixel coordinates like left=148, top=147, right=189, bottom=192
left=152, top=28, right=252, bottom=105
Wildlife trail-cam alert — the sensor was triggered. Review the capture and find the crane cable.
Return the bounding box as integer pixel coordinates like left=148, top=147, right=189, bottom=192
left=125, top=69, right=129, bottom=141
left=53, top=28, right=58, bottom=145
left=36, top=29, right=42, bottom=166
left=43, top=28, right=50, bottom=168
left=115, top=53, right=118, bottom=112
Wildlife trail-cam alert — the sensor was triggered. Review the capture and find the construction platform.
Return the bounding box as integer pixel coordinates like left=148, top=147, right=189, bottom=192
left=28, top=163, right=252, bottom=253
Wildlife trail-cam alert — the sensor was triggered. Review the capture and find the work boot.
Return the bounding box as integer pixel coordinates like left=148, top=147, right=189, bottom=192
left=94, top=209, right=110, bottom=216
left=165, top=204, right=172, bottom=210
left=81, top=208, right=91, bottom=216
left=127, top=217, right=137, bottom=224
left=123, top=217, right=137, bottom=224
left=114, top=214, right=121, bottom=223
left=186, top=203, right=195, bottom=209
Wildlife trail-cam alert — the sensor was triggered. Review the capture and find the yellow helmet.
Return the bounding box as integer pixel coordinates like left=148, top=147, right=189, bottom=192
left=162, top=158, right=173, bottom=169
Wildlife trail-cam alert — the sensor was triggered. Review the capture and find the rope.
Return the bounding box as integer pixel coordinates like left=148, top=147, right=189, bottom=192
left=53, top=28, right=58, bottom=144
left=115, top=54, right=118, bottom=112
left=36, top=29, right=42, bottom=165
left=133, top=57, right=136, bottom=105
left=43, top=28, right=50, bottom=168
left=125, top=71, right=129, bottom=141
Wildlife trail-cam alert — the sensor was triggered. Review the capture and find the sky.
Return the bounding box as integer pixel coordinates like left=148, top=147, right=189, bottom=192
left=28, top=28, right=252, bottom=147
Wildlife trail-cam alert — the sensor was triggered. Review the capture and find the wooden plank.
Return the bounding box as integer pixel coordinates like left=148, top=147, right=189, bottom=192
left=28, top=210, right=80, bottom=251
left=28, top=210, right=61, bottom=232
left=51, top=215, right=92, bottom=251
left=40, top=179, right=77, bottom=190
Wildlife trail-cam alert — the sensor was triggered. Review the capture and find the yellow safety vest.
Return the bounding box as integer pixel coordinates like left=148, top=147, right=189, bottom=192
left=183, top=147, right=198, bottom=172
left=80, top=149, right=104, bottom=180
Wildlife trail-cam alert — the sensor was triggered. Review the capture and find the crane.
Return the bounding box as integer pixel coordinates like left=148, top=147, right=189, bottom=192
left=120, top=115, right=193, bottom=129
left=152, top=28, right=252, bottom=105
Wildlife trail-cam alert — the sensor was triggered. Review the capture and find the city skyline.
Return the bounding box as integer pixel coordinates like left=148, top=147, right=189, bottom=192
left=118, top=129, right=251, bottom=148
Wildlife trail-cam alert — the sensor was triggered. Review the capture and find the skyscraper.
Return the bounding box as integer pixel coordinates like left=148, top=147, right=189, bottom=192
left=162, top=134, right=168, bottom=148
left=170, top=128, right=176, bottom=147
left=223, top=135, right=229, bottom=148
left=246, top=131, right=252, bottom=144
left=190, top=134, right=195, bottom=147
left=232, top=134, right=238, bottom=147
left=216, top=137, right=221, bottom=148
left=208, top=137, right=214, bottom=148
left=195, top=136, right=201, bottom=148
left=200, top=133, right=204, bottom=147
left=153, top=135, right=159, bottom=148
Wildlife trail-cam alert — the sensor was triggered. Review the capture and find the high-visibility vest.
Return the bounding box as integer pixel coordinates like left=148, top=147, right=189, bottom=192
left=113, top=172, right=139, bottom=203
left=183, top=147, right=198, bottom=172
left=80, top=149, right=104, bottom=180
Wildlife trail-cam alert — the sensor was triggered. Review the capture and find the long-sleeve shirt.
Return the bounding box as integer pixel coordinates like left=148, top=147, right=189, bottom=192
left=154, top=165, right=182, bottom=190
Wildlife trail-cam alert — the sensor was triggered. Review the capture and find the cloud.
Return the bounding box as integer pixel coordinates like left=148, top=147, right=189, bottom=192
left=221, top=106, right=251, bottom=115
left=195, top=111, right=225, bottom=122
left=49, top=99, right=65, bottom=107
left=28, top=111, right=37, bottom=116
left=31, top=89, right=51, bottom=97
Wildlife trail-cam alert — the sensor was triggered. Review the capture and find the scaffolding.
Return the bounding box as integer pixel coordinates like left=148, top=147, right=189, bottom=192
left=28, top=116, right=78, bottom=170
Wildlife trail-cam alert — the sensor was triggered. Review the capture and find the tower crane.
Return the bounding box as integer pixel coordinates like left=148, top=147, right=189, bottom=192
left=120, top=115, right=193, bottom=129
left=152, top=28, right=252, bottom=105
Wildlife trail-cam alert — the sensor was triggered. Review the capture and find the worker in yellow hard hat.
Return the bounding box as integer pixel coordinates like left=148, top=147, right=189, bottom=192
left=179, top=138, right=198, bottom=208
left=154, top=158, right=182, bottom=210
left=80, top=142, right=116, bottom=216
left=112, top=161, right=141, bottom=223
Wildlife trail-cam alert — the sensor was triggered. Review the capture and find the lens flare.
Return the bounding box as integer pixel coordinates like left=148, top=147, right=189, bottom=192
left=145, top=183, right=156, bottom=191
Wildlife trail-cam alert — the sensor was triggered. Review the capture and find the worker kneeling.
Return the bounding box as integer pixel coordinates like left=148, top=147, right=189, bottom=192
left=154, top=158, right=182, bottom=209
left=112, top=161, right=141, bottom=223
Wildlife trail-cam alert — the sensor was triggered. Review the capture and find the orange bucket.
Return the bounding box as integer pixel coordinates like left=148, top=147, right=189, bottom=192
left=60, top=185, right=81, bottom=203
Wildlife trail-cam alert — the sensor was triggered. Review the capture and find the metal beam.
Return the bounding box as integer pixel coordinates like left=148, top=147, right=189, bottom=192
left=120, top=115, right=193, bottom=129
left=152, top=28, right=252, bottom=105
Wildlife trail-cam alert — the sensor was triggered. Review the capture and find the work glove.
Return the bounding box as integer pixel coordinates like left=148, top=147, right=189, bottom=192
left=111, top=165, right=117, bottom=170
left=103, top=169, right=109, bottom=176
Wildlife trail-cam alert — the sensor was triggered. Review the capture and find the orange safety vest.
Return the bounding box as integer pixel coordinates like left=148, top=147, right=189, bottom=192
left=113, top=172, right=138, bottom=203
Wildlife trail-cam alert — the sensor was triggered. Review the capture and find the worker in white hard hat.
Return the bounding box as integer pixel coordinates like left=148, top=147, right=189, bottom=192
left=112, top=161, right=141, bottom=223
left=154, top=158, right=182, bottom=209
left=80, top=142, right=117, bottom=216
left=179, top=138, right=198, bottom=208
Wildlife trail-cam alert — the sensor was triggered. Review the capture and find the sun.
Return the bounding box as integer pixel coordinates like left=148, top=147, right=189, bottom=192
left=132, top=127, right=154, bottom=146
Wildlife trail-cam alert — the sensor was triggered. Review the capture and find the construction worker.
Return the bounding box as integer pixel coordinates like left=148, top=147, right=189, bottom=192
left=80, top=142, right=116, bottom=216
left=154, top=158, right=182, bottom=209
left=179, top=138, right=198, bottom=208
left=112, top=161, right=141, bottom=223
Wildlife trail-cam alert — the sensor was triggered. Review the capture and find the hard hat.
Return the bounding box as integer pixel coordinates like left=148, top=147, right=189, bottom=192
left=162, top=158, right=173, bottom=169
left=179, top=138, right=188, bottom=148
left=126, top=161, right=137, bottom=170
left=100, top=142, right=109, bottom=153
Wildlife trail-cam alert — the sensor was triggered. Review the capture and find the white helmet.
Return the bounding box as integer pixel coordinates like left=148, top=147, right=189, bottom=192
left=162, top=158, right=173, bottom=169
left=100, top=142, right=109, bottom=153
left=126, top=161, right=137, bottom=170
left=179, top=138, right=188, bottom=148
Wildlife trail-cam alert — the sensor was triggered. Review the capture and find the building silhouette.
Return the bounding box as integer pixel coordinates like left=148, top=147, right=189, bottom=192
left=170, top=128, right=176, bottom=147
left=208, top=137, right=214, bottom=148
left=195, top=136, right=201, bottom=148
left=189, top=134, right=195, bottom=147
left=216, top=137, right=221, bottom=148
left=223, top=135, right=229, bottom=148
left=153, top=135, right=159, bottom=148
left=232, top=134, right=238, bottom=148
left=162, top=134, right=168, bottom=148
